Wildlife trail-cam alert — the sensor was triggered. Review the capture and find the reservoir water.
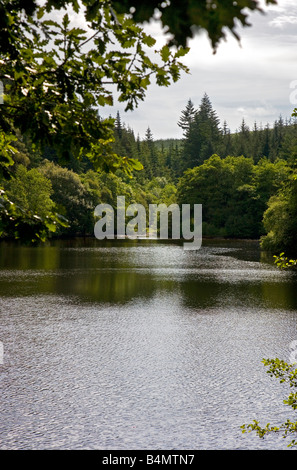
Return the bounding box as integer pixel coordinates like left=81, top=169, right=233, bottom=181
left=1, top=238, right=297, bottom=450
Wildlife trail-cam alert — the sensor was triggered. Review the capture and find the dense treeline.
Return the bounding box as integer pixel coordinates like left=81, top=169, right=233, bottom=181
left=112, top=94, right=297, bottom=253
left=0, top=116, right=177, bottom=241
left=177, top=94, right=297, bottom=172
left=177, top=154, right=290, bottom=239
left=2, top=93, right=297, bottom=254
left=1, top=1, right=295, bottom=255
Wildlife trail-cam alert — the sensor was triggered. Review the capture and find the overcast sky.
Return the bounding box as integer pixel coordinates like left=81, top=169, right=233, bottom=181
left=99, top=0, right=297, bottom=140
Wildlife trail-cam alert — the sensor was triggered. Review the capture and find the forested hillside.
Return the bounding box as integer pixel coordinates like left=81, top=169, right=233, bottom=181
left=1, top=93, right=297, bottom=254
left=1, top=0, right=293, bottom=254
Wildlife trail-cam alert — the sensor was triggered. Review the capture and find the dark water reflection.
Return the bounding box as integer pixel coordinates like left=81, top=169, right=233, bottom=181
left=0, top=238, right=296, bottom=310
left=1, top=238, right=297, bottom=449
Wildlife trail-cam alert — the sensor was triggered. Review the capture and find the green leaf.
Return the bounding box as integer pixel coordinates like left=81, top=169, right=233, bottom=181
left=129, top=159, right=143, bottom=170
left=160, top=44, right=170, bottom=62
left=140, top=76, right=150, bottom=88
left=142, top=34, right=156, bottom=47
left=175, top=46, right=190, bottom=58
left=42, top=19, right=60, bottom=29
left=37, top=6, right=45, bottom=19
left=62, top=14, right=70, bottom=30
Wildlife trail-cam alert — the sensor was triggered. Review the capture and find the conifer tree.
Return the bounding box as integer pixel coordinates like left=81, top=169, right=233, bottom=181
left=144, top=127, right=159, bottom=177
left=261, top=123, right=271, bottom=159
left=270, top=116, right=285, bottom=162
left=279, top=121, right=297, bottom=167
left=167, top=141, right=182, bottom=179
left=220, top=120, right=232, bottom=157
left=234, top=118, right=250, bottom=156
left=181, top=93, right=222, bottom=169
left=250, top=121, right=261, bottom=162
left=177, top=99, right=197, bottom=137
left=115, top=111, right=122, bottom=139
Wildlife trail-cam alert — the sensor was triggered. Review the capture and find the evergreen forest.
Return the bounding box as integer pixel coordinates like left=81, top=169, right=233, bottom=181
left=2, top=92, right=297, bottom=256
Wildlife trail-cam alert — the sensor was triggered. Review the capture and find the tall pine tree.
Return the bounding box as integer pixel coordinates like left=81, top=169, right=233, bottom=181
left=181, top=93, right=222, bottom=169
left=177, top=98, right=197, bottom=137
left=145, top=127, right=159, bottom=177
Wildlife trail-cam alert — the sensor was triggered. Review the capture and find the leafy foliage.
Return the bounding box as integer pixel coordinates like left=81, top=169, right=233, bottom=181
left=39, top=161, right=94, bottom=235
left=5, top=164, right=54, bottom=217
left=112, top=0, right=277, bottom=51
left=0, top=1, right=277, bottom=54
left=0, top=0, right=191, bottom=240
left=0, top=180, right=67, bottom=244
left=0, top=0, right=190, bottom=171
left=261, top=174, right=297, bottom=256
left=0, top=0, right=284, bottom=243
left=241, top=358, right=297, bottom=447
left=273, top=253, right=297, bottom=270
left=241, top=248, right=297, bottom=448
left=176, top=154, right=290, bottom=238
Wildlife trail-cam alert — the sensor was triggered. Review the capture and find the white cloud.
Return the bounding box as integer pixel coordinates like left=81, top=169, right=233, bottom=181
left=85, top=0, right=297, bottom=139
left=236, top=104, right=278, bottom=119
left=269, top=15, right=297, bottom=28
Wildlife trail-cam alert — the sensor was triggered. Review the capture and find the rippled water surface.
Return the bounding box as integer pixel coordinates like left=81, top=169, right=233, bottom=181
left=1, top=238, right=297, bottom=450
